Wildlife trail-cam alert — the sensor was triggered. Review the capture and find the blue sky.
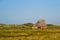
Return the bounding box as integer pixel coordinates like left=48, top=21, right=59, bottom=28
left=0, top=0, right=60, bottom=24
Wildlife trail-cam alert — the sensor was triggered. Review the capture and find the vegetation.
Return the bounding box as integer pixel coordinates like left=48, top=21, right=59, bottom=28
left=0, top=23, right=60, bottom=40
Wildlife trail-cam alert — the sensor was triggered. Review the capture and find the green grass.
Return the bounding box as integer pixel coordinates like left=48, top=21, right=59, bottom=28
left=0, top=29, right=60, bottom=40
left=0, top=23, right=60, bottom=40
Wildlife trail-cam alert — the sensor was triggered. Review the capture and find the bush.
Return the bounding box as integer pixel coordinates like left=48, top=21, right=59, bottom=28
left=23, top=23, right=34, bottom=27
left=47, top=24, right=54, bottom=26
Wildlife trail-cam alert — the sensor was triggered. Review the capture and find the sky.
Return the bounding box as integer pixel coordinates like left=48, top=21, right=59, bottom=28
left=0, top=0, right=60, bottom=24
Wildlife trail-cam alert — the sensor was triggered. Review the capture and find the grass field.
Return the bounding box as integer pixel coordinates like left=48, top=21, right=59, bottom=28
left=0, top=24, right=60, bottom=40
left=0, top=29, right=60, bottom=40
